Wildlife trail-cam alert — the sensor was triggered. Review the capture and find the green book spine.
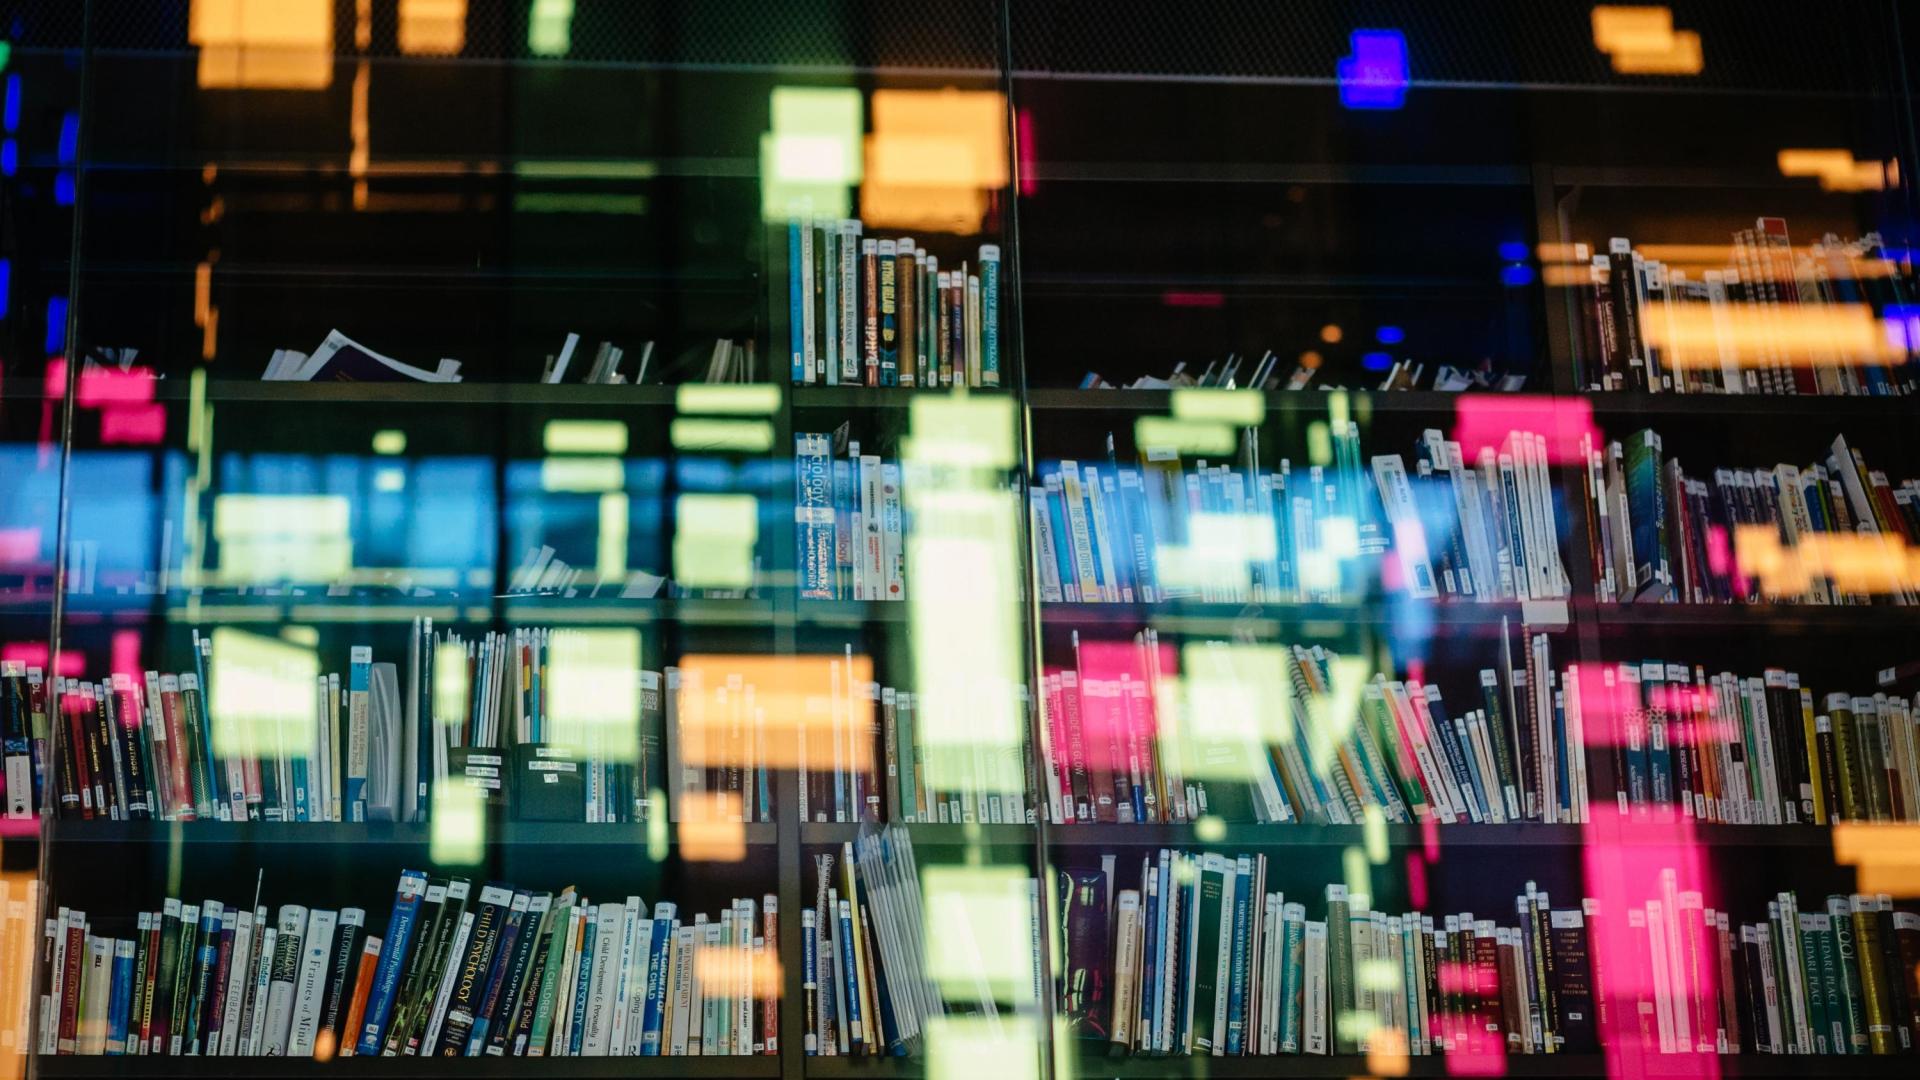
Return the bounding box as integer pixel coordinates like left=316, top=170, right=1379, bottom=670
left=1850, top=895, right=1895, bottom=1054
left=526, top=891, right=576, bottom=1056
left=1278, top=904, right=1304, bottom=1053
left=1189, top=857, right=1226, bottom=1053
left=1828, top=895, right=1868, bottom=1053
left=1325, top=885, right=1356, bottom=1053
left=1797, top=912, right=1829, bottom=1052
left=897, top=692, right=917, bottom=823
left=1826, top=695, right=1866, bottom=820
left=1813, top=913, right=1848, bottom=1054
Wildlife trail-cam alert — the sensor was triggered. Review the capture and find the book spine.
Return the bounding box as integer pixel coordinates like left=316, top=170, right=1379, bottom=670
left=355, top=870, right=427, bottom=1055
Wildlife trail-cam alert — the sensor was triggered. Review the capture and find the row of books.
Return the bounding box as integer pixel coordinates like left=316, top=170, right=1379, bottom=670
left=1590, top=661, right=1920, bottom=826
left=420, top=624, right=673, bottom=824
left=802, top=830, right=950, bottom=1056
left=1570, top=222, right=1916, bottom=395
left=1031, top=427, right=1570, bottom=606
left=785, top=214, right=1001, bottom=388
left=1039, top=630, right=1589, bottom=826
left=795, top=431, right=908, bottom=601
left=1066, top=856, right=1920, bottom=1059
left=1064, top=856, right=1600, bottom=1057
left=798, top=668, right=1033, bottom=827
left=1076, top=356, right=1526, bottom=394
left=1626, top=883, right=1920, bottom=1056
left=41, top=871, right=778, bottom=1057
left=1581, top=429, right=1918, bottom=605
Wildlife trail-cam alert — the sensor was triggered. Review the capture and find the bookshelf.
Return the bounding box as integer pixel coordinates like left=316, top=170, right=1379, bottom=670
left=5, top=2, right=1920, bottom=1079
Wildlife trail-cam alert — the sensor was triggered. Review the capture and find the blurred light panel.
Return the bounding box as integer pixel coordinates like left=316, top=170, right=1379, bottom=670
left=211, top=493, right=351, bottom=583
left=676, top=654, right=873, bottom=771
left=528, top=0, right=574, bottom=56
left=670, top=418, right=775, bottom=454
left=208, top=627, right=317, bottom=759
left=542, top=419, right=627, bottom=455
left=923, top=865, right=1035, bottom=1000
left=398, top=0, right=466, bottom=55
left=863, top=88, right=1009, bottom=233
left=673, top=493, right=758, bottom=589
left=548, top=629, right=641, bottom=762
left=1171, top=387, right=1264, bottom=425
left=760, top=86, right=862, bottom=221
left=1777, top=148, right=1894, bottom=192
left=190, top=0, right=334, bottom=90
left=678, top=383, right=782, bottom=416
left=430, top=781, right=486, bottom=864
left=1592, top=6, right=1704, bottom=74
left=371, top=430, right=407, bottom=455
left=3, top=75, right=19, bottom=133
left=1337, top=30, right=1409, bottom=110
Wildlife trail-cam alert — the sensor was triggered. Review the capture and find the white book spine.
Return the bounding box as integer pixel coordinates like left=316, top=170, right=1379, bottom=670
left=1302, top=920, right=1328, bottom=1055
left=422, top=914, right=473, bottom=1055
left=219, top=908, right=254, bottom=1056
left=262, top=904, right=306, bottom=1056
left=286, top=908, right=337, bottom=1057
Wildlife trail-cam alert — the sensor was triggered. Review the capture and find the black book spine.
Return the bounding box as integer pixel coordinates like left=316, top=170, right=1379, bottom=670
left=484, top=894, right=549, bottom=1055
left=381, top=884, right=445, bottom=1054
left=432, top=884, right=510, bottom=1056
left=85, top=686, right=113, bottom=818
left=321, top=912, right=368, bottom=1042
left=402, top=882, right=469, bottom=1054
left=507, top=910, right=557, bottom=1055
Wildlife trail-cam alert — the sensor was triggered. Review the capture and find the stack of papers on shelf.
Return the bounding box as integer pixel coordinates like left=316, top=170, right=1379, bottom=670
left=262, top=329, right=464, bottom=382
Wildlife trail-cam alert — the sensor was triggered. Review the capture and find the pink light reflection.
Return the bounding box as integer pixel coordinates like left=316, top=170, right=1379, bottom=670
left=1451, top=394, right=1598, bottom=465
left=111, top=629, right=143, bottom=684
left=1016, top=109, right=1037, bottom=196
left=0, top=528, right=41, bottom=565
left=75, top=367, right=157, bottom=406
left=1065, top=638, right=1176, bottom=779
left=1582, top=801, right=1721, bottom=1080
left=99, top=403, right=167, bottom=444
left=1, top=643, right=84, bottom=676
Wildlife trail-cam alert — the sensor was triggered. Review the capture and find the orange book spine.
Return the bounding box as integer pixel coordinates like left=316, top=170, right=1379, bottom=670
left=337, top=935, right=384, bottom=1057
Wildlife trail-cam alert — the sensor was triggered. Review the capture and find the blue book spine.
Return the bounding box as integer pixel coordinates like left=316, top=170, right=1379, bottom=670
left=639, top=906, right=675, bottom=1054
left=789, top=220, right=805, bottom=384
left=802, top=911, right=817, bottom=1055
left=1118, top=468, right=1158, bottom=602
left=1153, top=856, right=1172, bottom=1050
left=831, top=458, right=854, bottom=600
left=188, top=904, right=222, bottom=1052
left=346, top=650, right=371, bottom=820
left=566, top=916, right=595, bottom=1057
left=1099, top=475, right=1135, bottom=602
left=980, top=245, right=1000, bottom=385
left=837, top=902, right=864, bottom=1053
left=291, top=754, right=310, bottom=822
left=1041, top=474, right=1077, bottom=602
left=1079, top=468, right=1109, bottom=597
left=1554, top=683, right=1573, bottom=818
left=355, top=870, right=428, bottom=1055
left=107, top=937, right=134, bottom=1054
left=795, top=434, right=836, bottom=600
left=1137, top=877, right=1159, bottom=1052
left=1226, top=866, right=1251, bottom=1054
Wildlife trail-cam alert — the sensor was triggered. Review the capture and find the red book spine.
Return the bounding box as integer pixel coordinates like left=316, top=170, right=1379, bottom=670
left=56, top=915, right=84, bottom=1054
left=62, top=688, right=92, bottom=820
left=160, top=689, right=194, bottom=819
